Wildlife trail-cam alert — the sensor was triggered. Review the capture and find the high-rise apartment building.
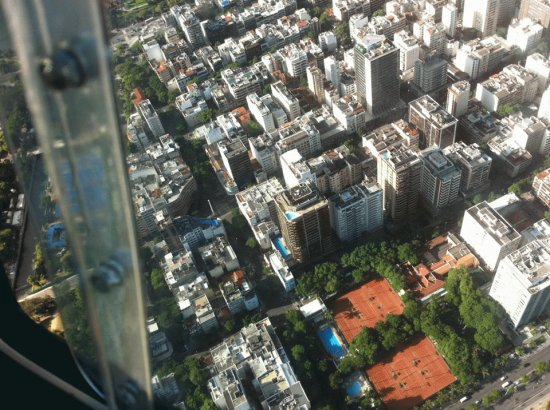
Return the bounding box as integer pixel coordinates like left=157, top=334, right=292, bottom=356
left=377, top=144, right=423, bottom=223
left=459, top=201, right=522, bottom=270
left=443, top=141, right=492, bottom=195
left=539, top=86, right=550, bottom=120
left=307, top=66, right=324, bottom=103
left=409, top=95, right=458, bottom=149
left=324, top=56, right=341, bottom=93
left=218, top=139, right=254, bottom=189
left=354, top=34, right=400, bottom=117
left=446, top=81, right=470, bottom=118
left=519, top=0, right=550, bottom=29
left=489, top=239, right=550, bottom=328
left=413, top=57, right=448, bottom=93
left=498, top=0, right=517, bottom=26
left=462, top=0, right=499, bottom=37
left=271, top=81, right=301, bottom=120
left=532, top=168, right=550, bottom=207
left=422, top=22, right=447, bottom=56
left=442, top=3, right=458, bottom=37
left=275, top=182, right=334, bottom=263
left=393, top=30, right=420, bottom=73
left=177, top=9, right=207, bottom=50
left=329, top=180, right=383, bottom=242
left=420, top=147, right=462, bottom=211
left=137, top=99, right=165, bottom=138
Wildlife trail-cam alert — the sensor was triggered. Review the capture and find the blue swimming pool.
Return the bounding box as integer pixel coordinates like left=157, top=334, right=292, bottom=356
left=318, top=326, right=346, bottom=359
left=285, top=211, right=300, bottom=220
left=346, top=380, right=362, bottom=397
left=274, top=237, right=290, bottom=258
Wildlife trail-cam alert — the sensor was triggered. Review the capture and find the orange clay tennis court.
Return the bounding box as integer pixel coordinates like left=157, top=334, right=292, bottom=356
left=366, top=337, right=456, bottom=410
left=330, top=278, right=404, bottom=343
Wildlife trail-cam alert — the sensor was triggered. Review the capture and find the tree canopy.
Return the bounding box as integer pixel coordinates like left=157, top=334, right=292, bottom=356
left=296, top=262, right=342, bottom=297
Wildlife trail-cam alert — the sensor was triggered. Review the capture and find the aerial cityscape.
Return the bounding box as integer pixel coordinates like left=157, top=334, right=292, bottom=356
left=3, top=0, right=550, bottom=408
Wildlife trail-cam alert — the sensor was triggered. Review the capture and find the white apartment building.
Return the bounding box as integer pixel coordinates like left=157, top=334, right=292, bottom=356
left=280, top=149, right=315, bottom=188
left=459, top=201, right=522, bottom=270
left=475, top=64, right=538, bottom=112
left=137, top=99, right=165, bottom=138
left=175, top=92, right=208, bottom=129
left=247, top=93, right=276, bottom=132
left=442, top=3, right=457, bottom=37
left=278, top=44, right=309, bottom=78
left=489, top=239, right=550, bottom=328
left=532, top=168, right=550, bottom=208
left=422, top=22, right=447, bottom=56
left=249, top=133, right=279, bottom=175
left=319, top=31, right=338, bottom=52
left=525, top=53, right=550, bottom=95
left=453, top=36, right=513, bottom=80
left=324, top=56, right=341, bottom=92
left=271, top=81, right=301, bottom=120
left=506, top=18, right=544, bottom=53
left=507, top=114, right=550, bottom=156
left=329, top=180, right=383, bottom=242
left=349, top=13, right=369, bottom=39
left=332, top=96, right=366, bottom=134
left=208, top=318, right=310, bottom=409
left=539, top=86, right=550, bottom=120
left=393, top=30, right=421, bottom=73
left=446, top=80, right=470, bottom=118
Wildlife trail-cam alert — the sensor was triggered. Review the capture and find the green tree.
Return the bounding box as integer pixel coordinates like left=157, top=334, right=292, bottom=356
left=150, top=268, right=165, bottom=291
left=349, top=327, right=381, bottom=366
left=482, top=389, right=503, bottom=406
left=245, top=237, right=258, bottom=249
left=397, top=242, right=420, bottom=265
left=224, top=319, right=236, bottom=333
left=0, top=129, right=8, bottom=154
left=334, top=22, right=351, bottom=48
left=373, top=8, right=386, bottom=16
left=291, top=344, right=306, bottom=361
left=198, top=108, right=213, bottom=124
left=497, top=103, right=519, bottom=117
left=534, top=361, right=550, bottom=375
left=508, top=178, right=530, bottom=196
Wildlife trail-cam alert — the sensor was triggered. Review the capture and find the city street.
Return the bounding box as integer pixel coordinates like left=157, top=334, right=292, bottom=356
left=446, top=345, right=550, bottom=409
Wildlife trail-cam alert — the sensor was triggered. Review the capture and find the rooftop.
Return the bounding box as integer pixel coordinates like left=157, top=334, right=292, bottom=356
left=410, top=95, right=458, bottom=128
left=506, top=240, right=550, bottom=288
left=466, top=201, right=521, bottom=246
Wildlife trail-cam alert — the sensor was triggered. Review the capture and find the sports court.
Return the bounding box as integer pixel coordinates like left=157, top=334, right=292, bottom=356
left=330, top=278, right=404, bottom=343
left=366, top=337, right=456, bottom=410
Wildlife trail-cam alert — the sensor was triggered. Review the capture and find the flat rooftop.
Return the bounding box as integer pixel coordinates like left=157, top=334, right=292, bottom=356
left=466, top=201, right=521, bottom=246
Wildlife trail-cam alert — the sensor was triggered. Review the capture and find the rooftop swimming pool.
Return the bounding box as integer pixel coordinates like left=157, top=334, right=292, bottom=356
left=273, top=237, right=290, bottom=259
left=318, top=326, right=346, bottom=359
left=285, top=211, right=300, bottom=220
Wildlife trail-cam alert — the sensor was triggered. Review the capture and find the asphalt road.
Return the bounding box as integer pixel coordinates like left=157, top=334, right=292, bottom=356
left=446, top=345, right=550, bottom=409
